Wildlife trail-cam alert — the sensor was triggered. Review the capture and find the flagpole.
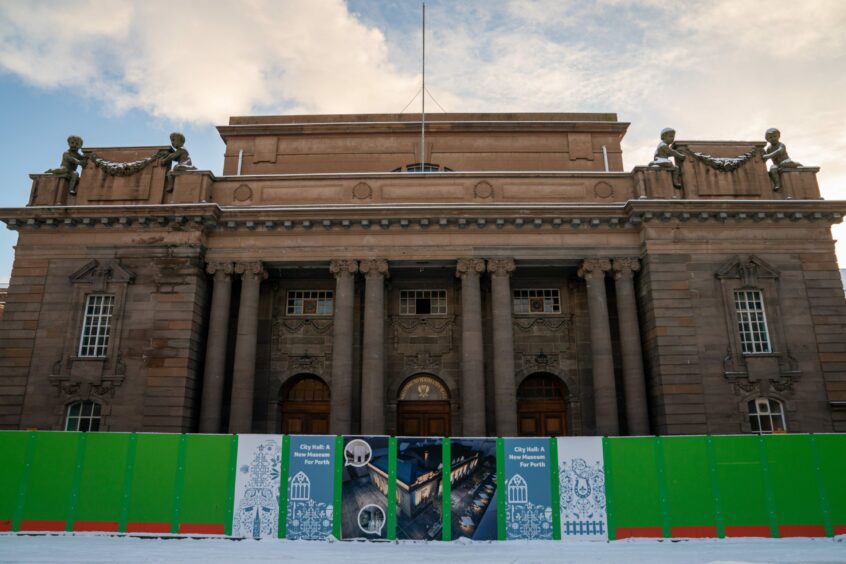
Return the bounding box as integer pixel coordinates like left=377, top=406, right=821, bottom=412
left=420, top=2, right=425, bottom=169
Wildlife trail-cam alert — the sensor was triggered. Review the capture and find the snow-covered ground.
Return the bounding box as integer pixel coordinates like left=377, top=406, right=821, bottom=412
left=1, top=535, right=844, bottom=564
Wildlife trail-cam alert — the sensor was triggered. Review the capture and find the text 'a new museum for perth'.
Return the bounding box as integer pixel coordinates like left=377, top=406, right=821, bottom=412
left=1, top=112, right=845, bottom=438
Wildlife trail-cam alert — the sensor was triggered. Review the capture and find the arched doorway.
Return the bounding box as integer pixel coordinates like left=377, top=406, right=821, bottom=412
left=517, top=373, right=568, bottom=437
left=396, top=374, right=451, bottom=436
left=280, top=375, right=330, bottom=434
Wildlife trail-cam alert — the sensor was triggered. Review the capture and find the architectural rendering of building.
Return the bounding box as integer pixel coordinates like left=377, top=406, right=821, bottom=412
left=1, top=112, right=845, bottom=436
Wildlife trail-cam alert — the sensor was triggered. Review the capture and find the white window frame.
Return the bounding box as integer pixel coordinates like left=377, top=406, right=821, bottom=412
left=65, top=400, right=102, bottom=432
left=734, top=289, right=772, bottom=354
left=286, top=290, right=334, bottom=316
left=748, top=397, right=786, bottom=434
left=399, top=289, right=447, bottom=315
left=512, top=288, right=561, bottom=314
left=78, top=294, right=115, bottom=358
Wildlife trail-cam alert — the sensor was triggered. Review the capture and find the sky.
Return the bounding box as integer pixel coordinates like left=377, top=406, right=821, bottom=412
left=0, top=0, right=845, bottom=284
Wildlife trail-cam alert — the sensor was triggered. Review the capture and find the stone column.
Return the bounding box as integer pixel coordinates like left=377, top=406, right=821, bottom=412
left=488, top=258, right=518, bottom=436
left=613, top=257, right=650, bottom=435
left=329, top=259, right=358, bottom=435
left=578, top=258, right=619, bottom=435
left=199, top=262, right=234, bottom=433
left=228, top=261, right=266, bottom=434
left=359, top=258, right=389, bottom=434
left=456, top=258, right=487, bottom=436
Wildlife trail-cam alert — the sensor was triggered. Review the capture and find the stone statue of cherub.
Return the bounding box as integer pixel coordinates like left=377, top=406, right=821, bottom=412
left=762, top=128, right=801, bottom=191
left=46, top=135, right=88, bottom=195
left=159, top=132, right=196, bottom=192
left=649, top=127, right=685, bottom=188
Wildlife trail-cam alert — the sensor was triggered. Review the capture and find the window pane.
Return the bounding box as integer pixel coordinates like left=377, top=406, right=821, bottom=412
left=734, top=290, right=772, bottom=354
left=399, top=290, right=447, bottom=315
left=512, top=289, right=561, bottom=314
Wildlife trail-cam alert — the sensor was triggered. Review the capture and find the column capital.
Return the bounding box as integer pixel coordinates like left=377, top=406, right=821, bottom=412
left=612, top=257, right=641, bottom=280
left=234, top=261, right=267, bottom=281
left=456, top=257, right=486, bottom=278
left=329, top=259, right=359, bottom=278
left=206, top=261, right=234, bottom=276
left=487, top=257, right=516, bottom=277
left=359, top=258, right=389, bottom=278
left=578, top=258, right=611, bottom=280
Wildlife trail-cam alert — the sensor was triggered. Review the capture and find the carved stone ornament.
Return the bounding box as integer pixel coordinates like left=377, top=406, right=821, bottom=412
left=206, top=261, right=235, bottom=276
left=455, top=257, right=486, bottom=278
left=521, top=351, right=560, bottom=372
left=329, top=259, right=359, bottom=277
left=352, top=182, right=373, bottom=200
left=577, top=258, right=611, bottom=280
left=612, top=257, right=641, bottom=279
left=398, top=374, right=449, bottom=401
left=487, top=257, right=516, bottom=277
left=404, top=352, right=442, bottom=373
left=716, top=255, right=779, bottom=287
left=359, top=258, right=389, bottom=278
left=473, top=181, right=493, bottom=199
left=593, top=181, right=614, bottom=199
left=69, top=259, right=136, bottom=292
left=234, top=261, right=268, bottom=280
left=233, top=184, right=253, bottom=202
left=683, top=148, right=758, bottom=172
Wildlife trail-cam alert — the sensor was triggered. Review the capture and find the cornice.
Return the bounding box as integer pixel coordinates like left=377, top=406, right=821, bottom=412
left=1, top=200, right=843, bottom=232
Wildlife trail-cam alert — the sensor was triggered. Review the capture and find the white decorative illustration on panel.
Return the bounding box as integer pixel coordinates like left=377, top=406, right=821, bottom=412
left=290, top=471, right=311, bottom=501
left=557, top=437, right=608, bottom=540
left=232, top=435, right=282, bottom=539
left=507, top=474, right=528, bottom=504
left=505, top=474, right=553, bottom=540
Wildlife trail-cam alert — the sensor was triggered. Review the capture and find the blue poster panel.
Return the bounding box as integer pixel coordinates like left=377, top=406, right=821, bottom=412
left=395, top=437, right=443, bottom=540
left=341, top=436, right=390, bottom=540
left=449, top=438, right=497, bottom=540
left=286, top=435, right=335, bottom=540
left=503, top=437, right=554, bottom=540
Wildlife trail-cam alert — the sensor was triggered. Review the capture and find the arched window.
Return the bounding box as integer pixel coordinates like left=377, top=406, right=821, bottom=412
left=391, top=163, right=453, bottom=173
left=748, top=398, right=786, bottom=434
left=65, top=400, right=102, bottom=432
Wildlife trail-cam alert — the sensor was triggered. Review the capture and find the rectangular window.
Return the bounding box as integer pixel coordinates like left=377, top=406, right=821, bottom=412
left=400, top=289, right=447, bottom=315
left=287, top=290, right=334, bottom=316
left=78, top=294, right=115, bottom=357
left=512, top=289, right=561, bottom=314
left=734, top=289, right=772, bottom=354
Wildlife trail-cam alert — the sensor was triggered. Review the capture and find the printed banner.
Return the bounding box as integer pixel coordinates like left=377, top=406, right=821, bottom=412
left=503, top=437, right=554, bottom=540
left=341, top=436, right=389, bottom=540
left=286, top=435, right=335, bottom=540
left=232, top=434, right=282, bottom=539
left=395, top=437, right=443, bottom=540
left=557, top=437, right=608, bottom=540
left=449, top=438, right=497, bottom=540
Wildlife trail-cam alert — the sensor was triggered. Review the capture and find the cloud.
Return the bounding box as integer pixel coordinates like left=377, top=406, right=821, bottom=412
left=0, top=0, right=419, bottom=123
left=2, top=0, right=844, bottom=201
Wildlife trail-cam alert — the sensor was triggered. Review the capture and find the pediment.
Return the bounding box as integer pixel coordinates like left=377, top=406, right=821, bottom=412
left=715, top=255, right=779, bottom=286
left=69, top=259, right=135, bottom=291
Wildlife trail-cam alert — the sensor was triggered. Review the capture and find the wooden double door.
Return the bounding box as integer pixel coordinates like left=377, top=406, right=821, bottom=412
left=518, top=399, right=567, bottom=436
left=280, top=375, right=330, bottom=435
left=397, top=400, right=451, bottom=436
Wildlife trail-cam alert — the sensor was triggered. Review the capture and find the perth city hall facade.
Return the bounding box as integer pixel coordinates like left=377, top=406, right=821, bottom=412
left=1, top=113, right=845, bottom=437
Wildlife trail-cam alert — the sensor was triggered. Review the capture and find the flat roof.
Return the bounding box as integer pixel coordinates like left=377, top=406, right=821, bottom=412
left=228, top=112, right=619, bottom=126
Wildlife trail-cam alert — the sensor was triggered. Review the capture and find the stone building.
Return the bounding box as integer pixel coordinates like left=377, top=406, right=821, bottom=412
left=1, top=112, right=845, bottom=436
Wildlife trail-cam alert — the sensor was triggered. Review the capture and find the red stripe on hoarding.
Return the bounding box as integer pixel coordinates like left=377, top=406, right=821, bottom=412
left=73, top=521, right=120, bottom=532
left=125, top=522, right=171, bottom=534
left=670, top=525, right=718, bottom=538
left=724, top=525, right=771, bottom=538
left=178, top=523, right=226, bottom=535
left=19, top=520, right=65, bottom=532
left=778, top=525, right=826, bottom=538
left=0, top=520, right=12, bottom=531
left=616, top=527, right=663, bottom=539
left=834, top=525, right=846, bottom=535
